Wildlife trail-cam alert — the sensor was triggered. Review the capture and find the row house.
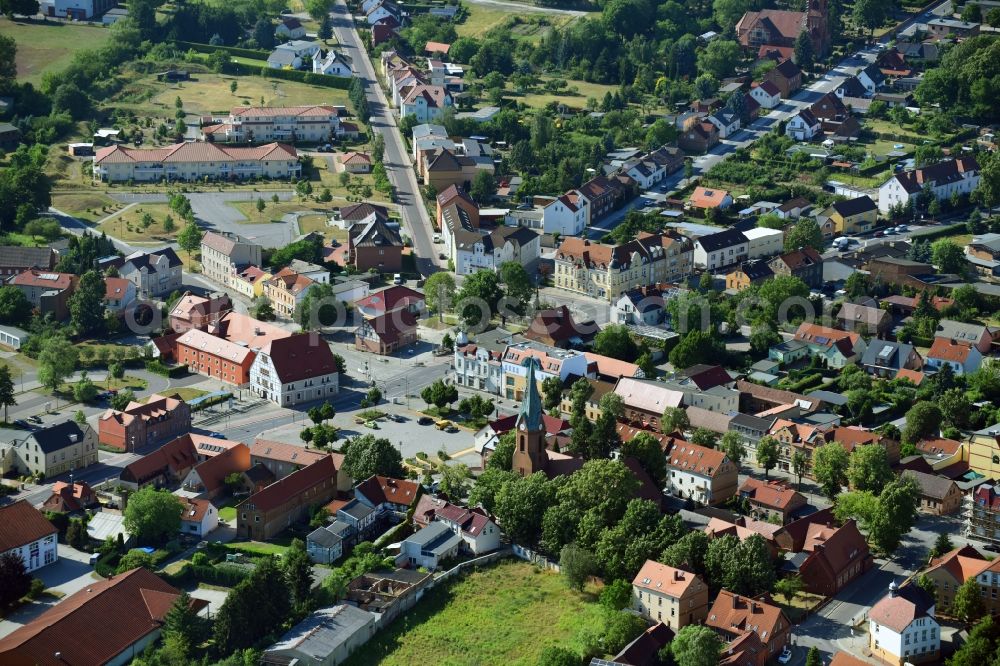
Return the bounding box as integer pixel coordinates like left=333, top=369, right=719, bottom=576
left=692, top=228, right=749, bottom=270
left=93, top=142, right=301, bottom=183
left=632, top=560, right=709, bottom=631
left=200, top=231, right=263, bottom=288
left=168, top=291, right=232, bottom=334
left=553, top=233, right=693, bottom=303
left=577, top=174, right=634, bottom=223
left=737, top=478, right=806, bottom=524
left=249, top=439, right=331, bottom=482
left=619, top=145, right=685, bottom=189
left=500, top=341, right=590, bottom=401
left=797, top=520, right=873, bottom=596
left=202, top=105, right=343, bottom=144
left=742, top=227, right=784, bottom=260
left=98, top=393, right=191, bottom=452
left=0, top=246, right=56, bottom=278
left=542, top=192, right=589, bottom=236
left=665, top=441, right=739, bottom=506
left=878, top=157, right=980, bottom=214
left=118, top=434, right=200, bottom=490
left=237, top=455, right=338, bottom=540
left=453, top=328, right=513, bottom=395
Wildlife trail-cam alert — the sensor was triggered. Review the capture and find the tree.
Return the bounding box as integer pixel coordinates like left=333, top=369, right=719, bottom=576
left=775, top=575, right=804, bottom=604
left=69, top=270, right=107, bottom=335
left=0, top=365, right=15, bottom=422
left=706, top=533, right=776, bottom=596
left=494, top=472, right=555, bottom=545
left=163, top=590, right=207, bottom=656
left=117, top=549, right=155, bottom=573
left=0, top=0, right=39, bottom=17
left=805, top=647, right=822, bottom=666
left=712, top=0, right=749, bottom=32
left=487, top=432, right=515, bottom=471
left=847, top=444, right=893, bottom=493
left=835, top=476, right=920, bottom=554
left=0, top=33, right=13, bottom=82
left=595, top=500, right=683, bottom=581
left=439, top=463, right=472, bottom=500
left=931, top=532, right=954, bottom=559
left=953, top=577, right=987, bottom=624
left=962, top=2, right=981, bottom=21
left=947, top=616, right=997, bottom=666
left=0, top=552, right=30, bottom=609
left=600, top=578, right=633, bottom=611
left=254, top=17, right=275, bottom=49
left=37, top=337, right=78, bottom=404
left=902, top=402, right=942, bottom=444
left=784, top=218, right=824, bottom=252
left=0, top=286, right=32, bottom=326
left=423, top=272, right=456, bottom=316
left=215, top=557, right=291, bottom=652
left=538, top=647, right=580, bottom=666
left=560, top=543, right=596, bottom=591
left=284, top=538, right=314, bottom=608
left=251, top=297, right=275, bottom=321
left=989, top=6, right=1000, bottom=26
left=669, top=330, right=725, bottom=369
left=123, top=487, right=182, bottom=545
left=541, top=376, right=563, bottom=412
left=622, top=431, right=667, bottom=486
left=420, top=379, right=459, bottom=412
left=792, top=449, right=809, bottom=488
left=592, top=324, right=639, bottom=361
left=853, top=0, right=888, bottom=36
left=691, top=427, right=718, bottom=448
left=469, top=170, right=497, bottom=203
left=177, top=221, right=203, bottom=259
left=794, top=30, right=814, bottom=68
left=661, top=530, right=709, bottom=574
left=499, top=261, right=534, bottom=313
left=603, top=611, right=648, bottom=655
left=931, top=239, right=967, bottom=274
left=73, top=372, right=98, bottom=404
left=662, top=406, right=690, bottom=435
left=456, top=270, right=503, bottom=327
left=110, top=389, right=136, bottom=411
left=697, top=39, right=741, bottom=80
left=671, top=625, right=723, bottom=666
left=719, top=431, right=746, bottom=469
left=342, top=435, right=404, bottom=480
left=813, top=443, right=850, bottom=498
left=318, top=13, right=333, bottom=40
left=305, top=0, right=329, bottom=20
left=756, top=436, right=779, bottom=478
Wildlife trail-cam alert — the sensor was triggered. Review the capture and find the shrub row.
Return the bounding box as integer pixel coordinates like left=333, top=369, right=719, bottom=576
left=144, top=360, right=190, bottom=378
left=162, top=562, right=250, bottom=587
left=909, top=222, right=968, bottom=243
left=174, top=40, right=270, bottom=61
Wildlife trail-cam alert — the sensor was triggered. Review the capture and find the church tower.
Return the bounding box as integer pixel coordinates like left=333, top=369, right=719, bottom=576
left=511, top=357, right=547, bottom=477
left=807, top=0, right=831, bottom=56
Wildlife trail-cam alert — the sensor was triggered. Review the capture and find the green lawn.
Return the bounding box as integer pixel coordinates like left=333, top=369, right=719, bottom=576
left=343, top=561, right=607, bottom=666
left=225, top=540, right=289, bottom=556
left=164, top=387, right=209, bottom=402
left=50, top=193, right=125, bottom=224
left=218, top=506, right=237, bottom=521
left=0, top=19, right=112, bottom=86
left=96, top=203, right=180, bottom=243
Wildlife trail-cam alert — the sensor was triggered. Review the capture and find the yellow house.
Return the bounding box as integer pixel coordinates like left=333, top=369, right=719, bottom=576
left=232, top=266, right=272, bottom=299
left=821, top=195, right=878, bottom=237
left=969, top=426, right=1000, bottom=477
left=725, top=261, right=773, bottom=292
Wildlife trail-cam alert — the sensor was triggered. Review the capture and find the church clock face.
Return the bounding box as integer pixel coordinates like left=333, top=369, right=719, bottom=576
left=520, top=423, right=526, bottom=430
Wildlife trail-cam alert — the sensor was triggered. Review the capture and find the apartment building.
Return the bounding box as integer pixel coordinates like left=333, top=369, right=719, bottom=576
left=553, top=233, right=693, bottom=303
left=203, top=105, right=342, bottom=143
left=665, top=441, right=739, bottom=506
left=249, top=333, right=341, bottom=407
left=237, top=455, right=338, bottom=540
left=98, top=393, right=192, bottom=452
left=632, top=560, right=709, bottom=631
left=878, top=157, right=980, bottom=214
left=500, top=341, right=590, bottom=401
left=200, top=231, right=263, bottom=288
left=93, top=142, right=301, bottom=183
left=0, top=421, right=98, bottom=478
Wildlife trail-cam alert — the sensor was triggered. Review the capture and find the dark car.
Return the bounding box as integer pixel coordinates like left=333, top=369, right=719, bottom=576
left=874, top=231, right=884, bottom=238
left=418, top=416, right=434, bottom=426
left=14, top=419, right=32, bottom=430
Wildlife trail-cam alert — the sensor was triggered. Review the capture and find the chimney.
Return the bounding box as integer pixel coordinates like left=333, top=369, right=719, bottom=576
left=889, top=581, right=898, bottom=597
left=732, top=593, right=738, bottom=609
left=674, top=570, right=684, bottom=581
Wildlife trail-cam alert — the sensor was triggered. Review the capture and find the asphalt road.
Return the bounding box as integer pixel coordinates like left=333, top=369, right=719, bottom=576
left=331, top=0, right=438, bottom=276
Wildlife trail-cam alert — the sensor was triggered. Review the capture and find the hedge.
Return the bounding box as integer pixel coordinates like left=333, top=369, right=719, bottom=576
left=255, top=66, right=353, bottom=90
left=909, top=222, right=968, bottom=243
left=144, top=360, right=190, bottom=378
left=174, top=40, right=270, bottom=61
left=162, top=562, right=250, bottom=587
left=190, top=392, right=232, bottom=412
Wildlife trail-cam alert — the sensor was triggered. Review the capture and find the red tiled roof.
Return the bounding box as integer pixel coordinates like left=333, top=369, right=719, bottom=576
left=250, top=439, right=327, bottom=466
left=0, top=568, right=206, bottom=666
left=95, top=142, right=296, bottom=165
left=926, top=545, right=989, bottom=585
left=739, top=478, right=804, bottom=510
left=178, top=497, right=214, bottom=523
left=354, top=475, right=421, bottom=508
left=355, top=285, right=424, bottom=314
left=928, top=337, right=974, bottom=363
left=707, top=590, right=789, bottom=644
left=120, top=434, right=198, bottom=485
left=10, top=269, right=73, bottom=291
left=436, top=503, right=493, bottom=537
left=916, top=437, right=961, bottom=456
left=895, top=368, right=925, bottom=385
left=240, top=455, right=336, bottom=513
left=0, top=501, right=56, bottom=552
left=666, top=442, right=729, bottom=477
left=361, top=310, right=418, bottom=344
left=188, top=443, right=251, bottom=492
left=802, top=519, right=869, bottom=573
left=104, top=277, right=131, bottom=301
left=633, top=560, right=704, bottom=598
left=260, top=333, right=341, bottom=383
left=690, top=186, right=730, bottom=209
left=525, top=306, right=583, bottom=345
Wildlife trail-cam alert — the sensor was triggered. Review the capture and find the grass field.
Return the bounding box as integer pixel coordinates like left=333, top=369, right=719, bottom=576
left=456, top=7, right=577, bottom=43
left=343, top=561, right=606, bottom=666
left=512, top=77, right=619, bottom=110
left=0, top=20, right=112, bottom=86
left=51, top=193, right=125, bottom=224
left=163, top=387, right=210, bottom=402
left=96, top=203, right=180, bottom=242
left=229, top=199, right=333, bottom=224
left=296, top=214, right=348, bottom=243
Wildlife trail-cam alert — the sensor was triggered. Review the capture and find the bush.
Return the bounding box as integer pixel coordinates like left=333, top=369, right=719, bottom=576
left=909, top=223, right=968, bottom=243
left=27, top=578, right=45, bottom=600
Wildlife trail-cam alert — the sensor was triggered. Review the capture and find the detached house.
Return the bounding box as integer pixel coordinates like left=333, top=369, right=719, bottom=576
left=902, top=470, right=961, bottom=515
left=837, top=301, right=892, bottom=337
left=786, top=108, right=821, bottom=141
left=861, top=340, right=923, bottom=378
left=798, top=520, right=873, bottom=596
left=869, top=583, right=939, bottom=665
left=738, top=478, right=806, bottom=524
left=768, top=247, right=823, bottom=288
left=543, top=192, right=589, bottom=236
left=693, top=228, right=749, bottom=270
left=1, top=421, right=98, bottom=479
left=821, top=195, right=878, bottom=237
left=200, top=231, right=263, bottom=288
left=118, top=248, right=183, bottom=299
left=792, top=322, right=866, bottom=368
left=104, top=277, right=137, bottom=314
left=764, top=59, right=802, bottom=98
left=276, top=17, right=306, bottom=39
left=250, top=333, right=341, bottom=407
left=0, top=501, right=57, bottom=573
left=678, top=121, right=720, bottom=154
left=632, top=560, right=709, bottom=631
left=9, top=270, right=76, bottom=320
left=706, top=109, right=741, bottom=139
left=878, top=157, right=980, bottom=214
left=926, top=338, right=983, bottom=375
left=348, top=215, right=404, bottom=273
left=750, top=80, right=782, bottom=109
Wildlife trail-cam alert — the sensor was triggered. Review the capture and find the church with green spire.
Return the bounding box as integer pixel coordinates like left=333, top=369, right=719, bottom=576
left=512, top=356, right=547, bottom=476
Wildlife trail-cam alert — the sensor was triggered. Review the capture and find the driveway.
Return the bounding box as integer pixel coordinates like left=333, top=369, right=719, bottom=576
left=0, top=546, right=101, bottom=639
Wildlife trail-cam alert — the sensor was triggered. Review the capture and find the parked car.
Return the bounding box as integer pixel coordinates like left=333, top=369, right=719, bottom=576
left=777, top=647, right=793, bottom=664
left=208, top=432, right=227, bottom=439
left=418, top=416, right=434, bottom=426
left=393, top=273, right=403, bottom=285
left=874, top=231, right=884, bottom=238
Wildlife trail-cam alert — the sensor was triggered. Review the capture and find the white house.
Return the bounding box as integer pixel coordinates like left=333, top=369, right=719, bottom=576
left=610, top=284, right=681, bottom=326
left=267, top=40, right=321, bottom=70
left=0, top=501, right=58, bottom=573
left=542, top=192, right=589, bottom=236
left=925, top=338, right=983, bottom=375
left=665, top=442, right=738, bottom=506
left=366, top=0, right=400, bottom=25
left=313, top=50, right=352, bottom=77
left=502, top=342, right=590, bottom=387
left=104, top=277, right=137, bottom=314
left=397, top=522, right=462, bottom=570
left=454, top=328, right=512, bottom=395
left=742, top=227, right=784, bottom=260
left=877, top=157, right=980, bottom=214
left=750, top=81, right=782, bottom=109
left=452, top=226, right=541, bottom=276
left=249, top=334, right=340, bottom=407
left=275, top=17, right=306, bottom=39
left=869, top=582, right=939, bottom=665
left=692, top=228, right=749, bottom=270
left=785, top=108, right=822, bottom=141
left=858, top=63, right=886, bottom=94
left=119, top=248, right=183, bottom=298
left=706, top=109, right=740, bottom=139
left=178, top=497, right=218, bottom=537
left=39, top=0, right=114, bottom=19
left=433, top=504, right=501, bottom=555
left=306, top=524, right=344, bottom=564
left=399, top=84, right=452, bottom=123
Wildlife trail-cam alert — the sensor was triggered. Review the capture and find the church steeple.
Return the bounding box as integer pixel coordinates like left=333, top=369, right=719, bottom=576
left=511, top=356, right=546, bottom=476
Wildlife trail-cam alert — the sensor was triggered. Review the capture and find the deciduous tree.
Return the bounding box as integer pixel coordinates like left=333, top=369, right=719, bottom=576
left=671, top=625, right=723, bottom=666
left=756, top=436, right=779, bottom=478
left=846, top=444, right=894, bottom=494
left=813, top=443, right=849, bottom=498
left=123, top=487, right=182, bottom=545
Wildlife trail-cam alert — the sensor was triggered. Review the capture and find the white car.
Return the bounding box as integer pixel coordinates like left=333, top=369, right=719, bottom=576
left=777, top=647, right=793, bottom=664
